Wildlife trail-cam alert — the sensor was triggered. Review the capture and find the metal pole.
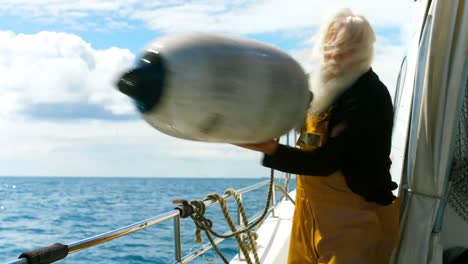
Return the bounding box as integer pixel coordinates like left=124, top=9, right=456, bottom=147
left=284, top=130, right=299, bottom=196
left=174, top=215, right=183, bottom=263
left=283, top=133, right=291, bottom=195
left=7, top=211, right=180, bottom=264
left=67, top=211, right=180, bottom=253
left=271, top=169, right=276, bottom=217
left=237, top=192, right=245, bottom=261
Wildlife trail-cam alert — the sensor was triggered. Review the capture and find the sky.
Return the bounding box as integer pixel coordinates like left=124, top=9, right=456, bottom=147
left=0, top=0, right=422, bottom=178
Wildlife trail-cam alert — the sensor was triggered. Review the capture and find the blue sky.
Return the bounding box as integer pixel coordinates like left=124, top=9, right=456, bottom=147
left=0, top=0, right=421, bottom=177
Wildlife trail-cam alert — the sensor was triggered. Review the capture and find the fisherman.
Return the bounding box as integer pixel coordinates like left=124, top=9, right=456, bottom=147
left=236, top=8, right=400, bottom=264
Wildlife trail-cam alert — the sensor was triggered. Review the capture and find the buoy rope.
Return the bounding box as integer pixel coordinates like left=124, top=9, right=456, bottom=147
left=181, top=168, right=275, bottom=264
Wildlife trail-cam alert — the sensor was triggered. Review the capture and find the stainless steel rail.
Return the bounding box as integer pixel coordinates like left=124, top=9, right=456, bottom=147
left=7, top=180, right=274, bottom=264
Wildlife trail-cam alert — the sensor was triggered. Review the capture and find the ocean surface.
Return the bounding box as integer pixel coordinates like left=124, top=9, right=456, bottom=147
left=0, top=177, right=295, bottom=264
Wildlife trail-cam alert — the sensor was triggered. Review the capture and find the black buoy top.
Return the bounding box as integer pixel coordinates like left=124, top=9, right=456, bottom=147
left=116, top=51, right=166, bottom=112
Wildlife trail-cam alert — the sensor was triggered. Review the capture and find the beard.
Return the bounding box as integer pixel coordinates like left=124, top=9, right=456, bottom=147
left=308, top=51, right=373, bottom=115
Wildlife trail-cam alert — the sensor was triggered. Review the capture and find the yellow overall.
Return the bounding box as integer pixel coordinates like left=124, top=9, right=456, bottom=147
left=288, top=114, right=400, bottom=264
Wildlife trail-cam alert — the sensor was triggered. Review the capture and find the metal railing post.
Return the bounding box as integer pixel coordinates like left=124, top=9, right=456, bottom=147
left=237, top=192, right=245, bottom=261
left=174, top=214, right=182, bottom=263
left=271, top=176, right=276, bottom=217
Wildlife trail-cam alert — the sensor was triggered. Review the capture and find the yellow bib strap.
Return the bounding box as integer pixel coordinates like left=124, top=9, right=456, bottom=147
left=296, top=112, right=330, bottom=151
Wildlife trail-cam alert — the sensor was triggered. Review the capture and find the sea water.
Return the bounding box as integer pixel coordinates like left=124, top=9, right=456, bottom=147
left=0, top=177, right=295, bottom=264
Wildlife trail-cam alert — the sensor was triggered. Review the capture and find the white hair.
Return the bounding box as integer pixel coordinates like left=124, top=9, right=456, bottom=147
left=308, top=8, right=376, bottom=114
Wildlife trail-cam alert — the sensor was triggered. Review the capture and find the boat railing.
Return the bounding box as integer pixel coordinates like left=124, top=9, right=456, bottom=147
left=6, top=179, right=295, bottom=264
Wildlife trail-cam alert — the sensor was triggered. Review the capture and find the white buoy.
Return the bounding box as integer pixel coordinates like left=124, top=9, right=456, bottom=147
left=117, top=33, right=310, bottom=143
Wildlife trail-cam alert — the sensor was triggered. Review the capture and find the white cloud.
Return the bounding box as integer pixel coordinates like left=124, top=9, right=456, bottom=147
left=0, top=30, right=135, bottom=116
left=0, top=92, right=21, bottom=116
left=124, top=0, right=420, bottom=35
left=0, top=0, right=419, bottom=34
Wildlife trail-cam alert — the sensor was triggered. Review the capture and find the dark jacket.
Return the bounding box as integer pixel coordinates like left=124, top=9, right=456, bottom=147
left=262, top=69, right=397, bottom=205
